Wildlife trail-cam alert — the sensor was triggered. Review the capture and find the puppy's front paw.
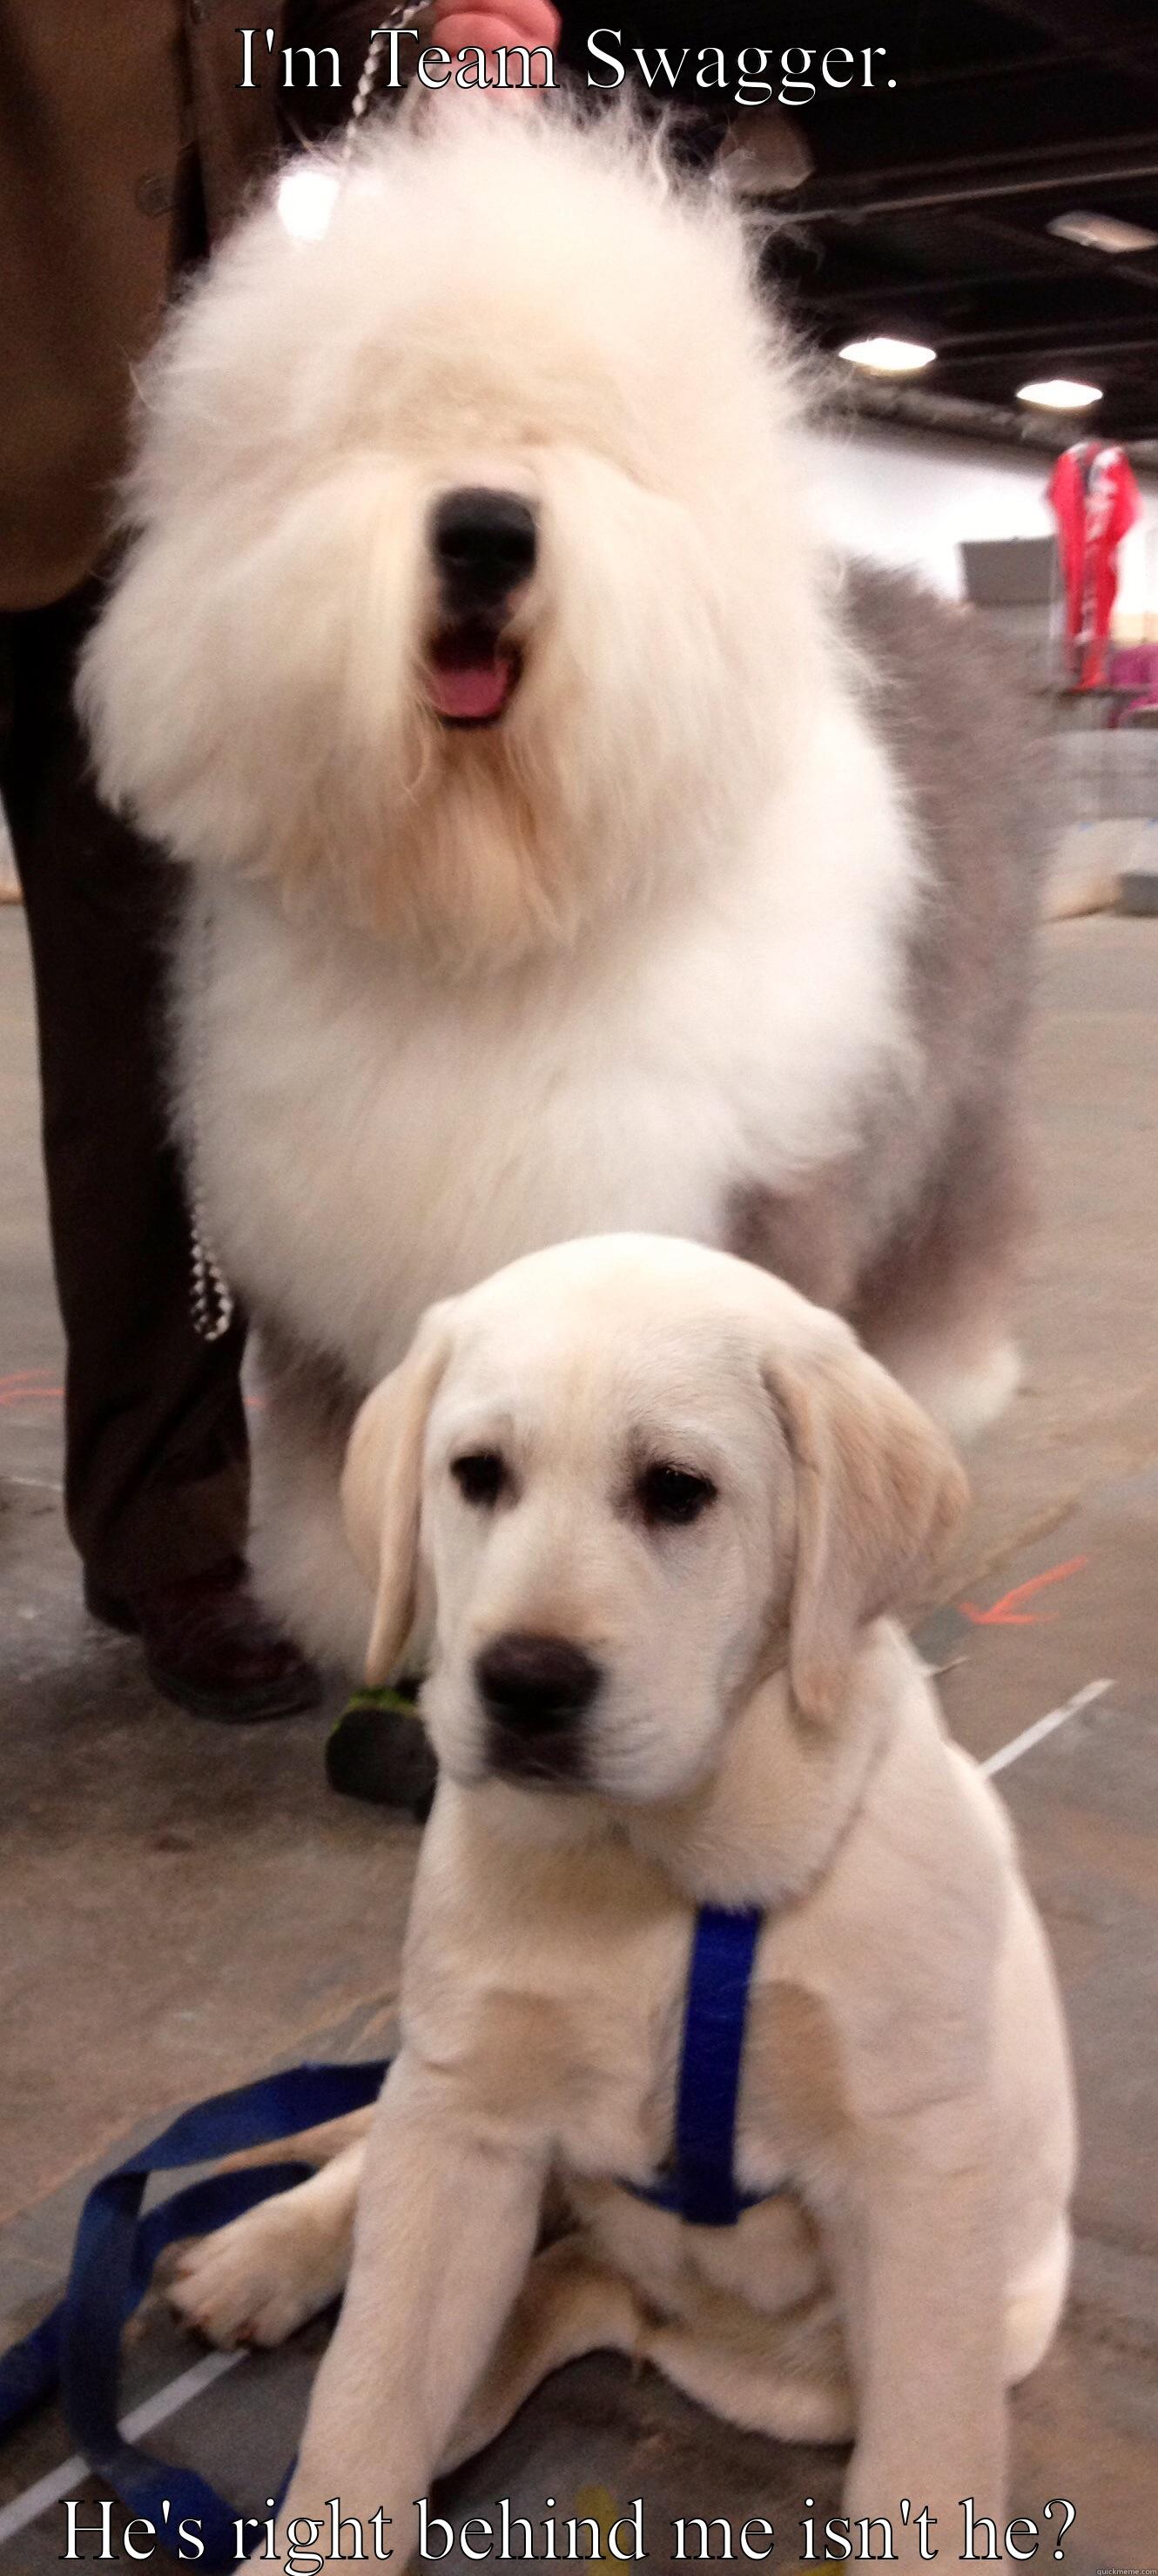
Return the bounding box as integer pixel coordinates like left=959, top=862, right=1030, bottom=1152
left=159, top=2201, right=342, bottom=2350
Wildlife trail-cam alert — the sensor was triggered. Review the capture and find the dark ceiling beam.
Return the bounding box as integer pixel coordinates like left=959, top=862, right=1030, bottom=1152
left=885, top=44, right=1158, bottom=95
left=841, top=380, right=1158, bottom=453
left=898, top=45, right=1070, bottom=90
left=778, top=89, right=1158, bottom=202
left=798, top=268, right=1063, bottom=307
left=791, top=247, right=1158, bottom=336
left=830, top=380, right=1071, bottom=450
left=820, top=375, right=1158, bottom=455
left=945, top=204, right=1158, bottom=297
left=809, top=322, right=1158, bottom=379
left=918, top=315, right=1158, bottom=355
left=789, top=133, right=1158, bottom=223
left=775, top=192, right=1158, bottom=310
left=937, top=333, right=1158, bottom=367
left=796, top=256, right=1158, bottom=308
left=941, top=202, right=1158, bottom=302
left=786, top=122, right=1158, bottom=205
left=988, top=0, right=1158, bottom=65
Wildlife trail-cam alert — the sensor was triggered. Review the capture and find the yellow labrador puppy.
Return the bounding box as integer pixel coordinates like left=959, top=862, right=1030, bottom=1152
left=169, top=1236, right=1074, bottom=2569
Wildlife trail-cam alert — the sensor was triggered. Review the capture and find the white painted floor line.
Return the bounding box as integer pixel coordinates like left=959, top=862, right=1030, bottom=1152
left=982, top=1677, right=1113, bottom=1777
left=0, top=1680, right=1116, bottom=2549
left=0, top=2348, right=244, bottom=2547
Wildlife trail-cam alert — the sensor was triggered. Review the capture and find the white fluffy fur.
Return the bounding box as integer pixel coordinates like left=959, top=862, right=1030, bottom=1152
left=80, top=104, right=933, bottom=1669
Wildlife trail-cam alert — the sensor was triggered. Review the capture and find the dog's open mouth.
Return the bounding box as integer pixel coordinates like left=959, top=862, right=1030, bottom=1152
left=426, top=622, right=522, bottom=728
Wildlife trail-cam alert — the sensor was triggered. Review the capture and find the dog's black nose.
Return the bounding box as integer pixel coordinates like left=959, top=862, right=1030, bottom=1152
left=475, top=1633, right=601, bottom=1732
left=432, top=488, right=537, bottom=607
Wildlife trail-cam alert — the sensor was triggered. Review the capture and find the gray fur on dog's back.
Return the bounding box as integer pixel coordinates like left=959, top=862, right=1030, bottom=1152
left=731, top=563, right=1047, bottom=1393
left=846, top=559, right=1046, bottom=1097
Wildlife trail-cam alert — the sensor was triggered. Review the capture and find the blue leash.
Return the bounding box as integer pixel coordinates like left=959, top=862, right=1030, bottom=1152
left=0, top=2060, right=387, bottom=2572
left=0, top=1909, right=770, bottom=2563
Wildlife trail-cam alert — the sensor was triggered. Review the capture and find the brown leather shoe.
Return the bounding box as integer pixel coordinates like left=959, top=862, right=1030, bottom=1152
left=84, top=1556, right=321, bottom=1723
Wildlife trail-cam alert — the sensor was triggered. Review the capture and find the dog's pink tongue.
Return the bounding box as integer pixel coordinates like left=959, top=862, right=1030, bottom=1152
left=428, top=652, right=513, bottom=722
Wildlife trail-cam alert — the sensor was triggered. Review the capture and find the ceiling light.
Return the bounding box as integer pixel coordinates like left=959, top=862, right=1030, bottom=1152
left=838, top=335, right=937, bottom=375
left=1048, top=210, right=1158, bottom=256
left=1017, top=376, right=1103, bottom=411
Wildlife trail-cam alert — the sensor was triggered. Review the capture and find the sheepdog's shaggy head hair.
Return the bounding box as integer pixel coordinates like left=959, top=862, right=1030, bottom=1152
left=81, top=102, right=829, bottom=967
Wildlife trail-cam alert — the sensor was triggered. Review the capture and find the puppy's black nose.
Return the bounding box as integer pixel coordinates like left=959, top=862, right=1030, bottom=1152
left=475, top=1633, right=601, bottom=1733
left=432, top=488, right=537, bottom=608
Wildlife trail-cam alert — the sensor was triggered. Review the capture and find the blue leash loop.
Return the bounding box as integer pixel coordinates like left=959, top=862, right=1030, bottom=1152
left=0, top=1909, right=771, bottom=2559
left=0, top=2060, right=387, bottom=2572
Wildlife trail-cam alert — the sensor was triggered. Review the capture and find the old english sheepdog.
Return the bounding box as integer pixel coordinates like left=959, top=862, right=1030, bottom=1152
left=80, top=102, right=1043, bottom=1670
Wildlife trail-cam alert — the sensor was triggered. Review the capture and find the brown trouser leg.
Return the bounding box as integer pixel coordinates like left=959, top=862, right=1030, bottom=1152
left=0, top=583, right=249, bottom=1597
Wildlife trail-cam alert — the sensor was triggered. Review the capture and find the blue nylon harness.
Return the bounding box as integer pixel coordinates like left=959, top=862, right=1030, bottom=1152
left=624, top=1904, right=774, bottom=2227
left=0, top=1906, right=772, bottom=2571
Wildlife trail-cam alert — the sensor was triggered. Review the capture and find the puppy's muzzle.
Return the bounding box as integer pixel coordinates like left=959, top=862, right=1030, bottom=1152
left=475, top=1632, right=601, bottom=1785
left=432, top=489, right=537, bottom=616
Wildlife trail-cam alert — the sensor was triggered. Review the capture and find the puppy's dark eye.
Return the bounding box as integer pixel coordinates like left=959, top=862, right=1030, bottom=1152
left=452, top=1450, right=507, bottom=1507
left=637, top=1464, right=717, bottom=1528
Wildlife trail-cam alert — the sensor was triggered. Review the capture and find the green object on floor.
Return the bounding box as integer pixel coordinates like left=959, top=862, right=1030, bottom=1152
left=326, top=1682, right=437, bottom=1817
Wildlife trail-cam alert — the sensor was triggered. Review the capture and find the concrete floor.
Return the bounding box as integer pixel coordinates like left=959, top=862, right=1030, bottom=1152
left=1, top=904, right=1156, bottom=2570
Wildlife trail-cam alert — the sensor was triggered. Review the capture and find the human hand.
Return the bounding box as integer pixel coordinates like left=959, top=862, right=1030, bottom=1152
left=430, top=0, right=562, bottom=88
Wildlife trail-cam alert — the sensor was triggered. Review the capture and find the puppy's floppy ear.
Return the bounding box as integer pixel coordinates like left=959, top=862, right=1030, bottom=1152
left=764, top=1332, right=968, bottom=1726
left=340, top=1306, right=455, bottom=1686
